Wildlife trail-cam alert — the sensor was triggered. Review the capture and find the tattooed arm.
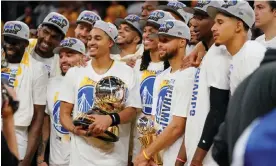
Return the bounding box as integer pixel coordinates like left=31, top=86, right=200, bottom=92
left=37, top=114, right=50, bottom=165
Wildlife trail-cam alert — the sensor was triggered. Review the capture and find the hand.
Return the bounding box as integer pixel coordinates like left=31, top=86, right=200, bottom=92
left=37, top=161, right=48, bottom=166
left=133, top=152, right=150, bottom=166
left=18, top=160, right=30, bottom=166
left=87, top=115, right=112, bottom=136
left=126, top=58, right=136, bottom=68
left=1, top=84, right=18, bottom=118
left=72, top=126, right=87, bottom=136
left=73, top=56, right=88, bottom=67
left=190, top=160, right=203, bottom=166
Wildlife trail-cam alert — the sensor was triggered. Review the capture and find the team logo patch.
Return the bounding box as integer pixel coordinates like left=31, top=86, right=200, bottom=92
left=80, top=12, right=100, bottom=24
left=196, top=0, right=211, bottom=8
left=222, top=0, right=238, bottom=8
left=48, top=15, right=68, bottom=29
left=140, top=70, right=158, bottom=115
left=148, top=11, right=165, bottom=22
left=167, top=1, right=186, bottom=9
left=159, top=21, right=174, bottom=33
left=77, top=77, right=96, bottom=114
left=4, top=23, right=22, bottom=35
left=125, top=14, right=140, bottom=22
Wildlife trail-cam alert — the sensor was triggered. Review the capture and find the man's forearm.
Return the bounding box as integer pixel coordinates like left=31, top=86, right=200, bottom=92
left=37, top=114, right=50, bottom=162
left=60, top=101, right=75, bottom=132
left=145, top=117, right=186, bottom=157
left=23, top=105, right=45, bottom=164
left=118, top=107, right=137, bottom=124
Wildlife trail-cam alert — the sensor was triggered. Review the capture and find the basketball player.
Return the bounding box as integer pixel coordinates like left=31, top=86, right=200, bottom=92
left=134, top=19, right=195, bottom=166
left=2, top=21, right=48, bottom=165
left=254, top=0, right=276, bottom=48
left=59, top=20, right=141, bottom=166
left=37, top=38, right=86, bottom=166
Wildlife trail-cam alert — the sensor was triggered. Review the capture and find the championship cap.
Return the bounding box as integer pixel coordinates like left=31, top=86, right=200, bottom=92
left=144, top=10, right=175, bottom=28
left=93, top=20, right=121, bottom=54
left=158, top=19, right=191, bottom=40
left=158, top=1, right=193, bottom=23
left=77, top=10, right=101, bottom=26
left=41, top=12, right=69, bottom=36
left=53, top=37, right=86, bottom=55
left=115, top=14, right=143, bottom=37
left=3, top=21, right=29, bottom=42
left=207, top=0, right=255, bottom=28
left=184, top=0, right=224, bottom=15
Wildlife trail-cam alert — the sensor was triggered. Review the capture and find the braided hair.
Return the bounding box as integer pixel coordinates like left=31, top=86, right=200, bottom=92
left=140, top=50, right=170, bottom=71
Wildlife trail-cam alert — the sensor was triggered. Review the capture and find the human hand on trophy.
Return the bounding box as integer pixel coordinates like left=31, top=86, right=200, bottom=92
left=87, top=114, right=112, bottom=136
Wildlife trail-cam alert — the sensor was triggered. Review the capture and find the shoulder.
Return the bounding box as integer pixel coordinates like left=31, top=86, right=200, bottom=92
left=31, top=58, right=47, bottom=75
left=255, top=34, right=265, bottom=42
left=243, top=41, right=266, bottom=58
left=114, top=60, right=135, bottom=74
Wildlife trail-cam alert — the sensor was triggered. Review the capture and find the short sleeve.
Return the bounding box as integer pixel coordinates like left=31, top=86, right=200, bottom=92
left=206, top=46, right=231, bottom=90
left=32, top=63, right=48, bottom=105
left=45, top=102, right=50, bottom=115
left=125, top=70, right=142, bottom=109
left=58, top=67, right=76, bottom=104
left=172, top=68, right=195, bottom=117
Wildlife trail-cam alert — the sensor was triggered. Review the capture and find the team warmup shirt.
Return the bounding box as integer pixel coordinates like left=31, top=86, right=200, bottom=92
left=46, top=76, right=70, bottom=166
left=59, top=60, right=141, bottom=166
left=151, top=67, right=195, bottom=166
left=185, top=44, right=231, bottom=166
left=229, top=41, right=266, bottom=94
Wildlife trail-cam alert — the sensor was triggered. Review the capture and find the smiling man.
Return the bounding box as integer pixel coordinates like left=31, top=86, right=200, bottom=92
left=37, top=38, right=85, bottom=166
left=31, top=12, right=69, bottom=77
left=112, top=14, right=144, bottom=63
left=1, top=21, right=48, bottom=166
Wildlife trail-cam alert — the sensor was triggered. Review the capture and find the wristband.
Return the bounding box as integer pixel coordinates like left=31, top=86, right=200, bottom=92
left=176, top=157, right=186, bottom=163
left=109, top=113, right=120, bottom=126
left=143, top=150, right=150, bottom=160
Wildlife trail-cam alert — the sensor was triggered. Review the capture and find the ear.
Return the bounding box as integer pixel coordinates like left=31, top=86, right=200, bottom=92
left=109, top=39, right=114, bottom=49
left=178, top=38, right=187, bottom=48
left=133, top=35, right=141, bottom=44
left=273, top=8, right=276, bottom=17
left=235, top=20, right=243, bottom=33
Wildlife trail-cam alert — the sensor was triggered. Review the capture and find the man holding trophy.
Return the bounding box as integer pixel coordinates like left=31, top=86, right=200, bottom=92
left=59, top=20, right=141, bottom=166
left=134, top=20, right=195, bottom=166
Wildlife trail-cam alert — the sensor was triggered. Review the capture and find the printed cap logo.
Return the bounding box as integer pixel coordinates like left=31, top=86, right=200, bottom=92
left=167, top=1, right=186, bottom=9
left=4, top=23, right=22, bottom=35
left=80, top=12, right=100, bottom=23
left=148, top=11, right=165, bottom=22
left=48, top=15, right=68, bottom=28
left=125, top=15, right=140, bottom=22
left=60, top=38, right=77, bottom=48
left=196, top=0, right=211, bottom=8
left=159, top=21, right=174, bottom=33
left=222, top=0, right=238, bottom=8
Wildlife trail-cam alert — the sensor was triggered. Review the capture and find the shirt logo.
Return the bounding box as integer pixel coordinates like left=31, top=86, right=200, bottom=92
left=48, top=15, right=68, bottom=29
left=148, top=11, right=165, bottom=22
left=4, top=23, right=22, bottom=35
left=53, top=92, right=69, bottom=134
left=159, top=21, right=174, bottom=33
left=196, top=0, right=211, bottom=8
left=1, top=68, right=18, bottom=88
left=190, top=68, right=200, bottom=116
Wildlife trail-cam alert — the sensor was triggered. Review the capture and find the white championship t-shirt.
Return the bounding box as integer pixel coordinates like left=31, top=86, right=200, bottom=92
left=46, top=76, right=70, bottom=166
left=151, top=67, right=195, bottom=166
left=132, top=60, right=165, bottom=159
left=59, top=60, right=141, bottom=166
left=230, top=41, right=266, bottom=95
left=255, top=34, right=276, bottom=49
left=185, top=44, right=231, bottom=166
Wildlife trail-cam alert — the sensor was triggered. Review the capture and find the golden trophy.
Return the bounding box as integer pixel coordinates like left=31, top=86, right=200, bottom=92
left=137, top=116, right=163, bottom=165
left=73, top=76, right=128, bottom=142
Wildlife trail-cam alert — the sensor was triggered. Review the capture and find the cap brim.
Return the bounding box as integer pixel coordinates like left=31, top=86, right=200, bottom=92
left=183, top=7, right=195, bottom=14
left=76, top=20, right=94, bottom=26
left=115, top=19, right=142, bottom=37
left=207, top=6, right=234, bottom=20
left=184, top=7, right=208, bottom=16
left=158, top=5, right=185, bottom=22
left=3, top=34, right=29, bottom=43
left=41, top=22, right=65, bottom=35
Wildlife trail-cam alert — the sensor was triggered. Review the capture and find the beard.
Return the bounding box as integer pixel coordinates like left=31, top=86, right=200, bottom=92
left=3, top=45, right=25, bottom=63
left=160, top=48, right=177, bottom=61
